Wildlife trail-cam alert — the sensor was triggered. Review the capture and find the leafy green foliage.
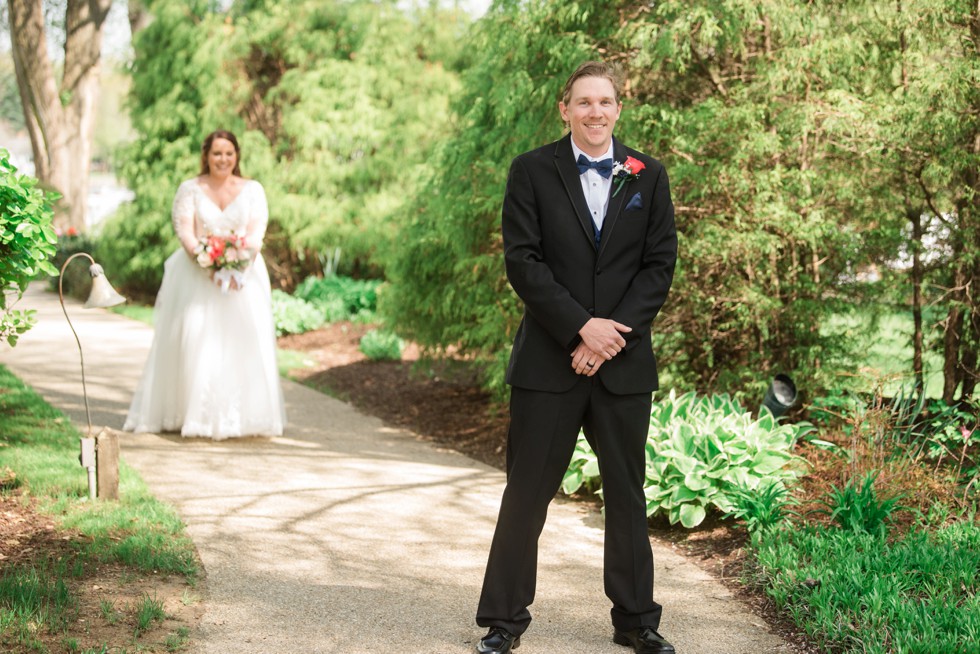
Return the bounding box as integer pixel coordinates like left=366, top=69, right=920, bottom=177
left=271, top=289, right=324, bottom=337
left=382, top=0, right=600, bottom=395
left=294, top=275, right=380, bottom=321
left=818, top=379, right=980, bottom=493
left=816, top=471, right=905, bottom=537
left=382, top=0, right=980, bottom=403
left=108, top=0, right=467, bottom=299
left=725, top=480, right=799, bottom=536
left=97, top=0, right=235, bottom=300
left=644, top=392, right=811, bottom=527
left=103, top=0, right=977, bottom=403
left=273, top=274, right=387, bottom=336
left=359, top=328, right=404, bottom=361
left=562, top=391, right=811, bottom=528
left=0, top=149, right=59, bottom=346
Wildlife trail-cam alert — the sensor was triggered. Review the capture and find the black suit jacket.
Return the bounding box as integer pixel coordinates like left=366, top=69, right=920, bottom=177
left=503, top=134, right=677, bottom=395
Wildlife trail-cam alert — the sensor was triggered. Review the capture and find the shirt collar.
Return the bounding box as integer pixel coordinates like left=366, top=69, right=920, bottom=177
left=570, top=138, right=614, bottom=164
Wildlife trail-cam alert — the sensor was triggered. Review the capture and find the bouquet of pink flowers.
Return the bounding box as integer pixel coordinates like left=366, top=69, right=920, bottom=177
left=194, top=233, right=251, bottom=292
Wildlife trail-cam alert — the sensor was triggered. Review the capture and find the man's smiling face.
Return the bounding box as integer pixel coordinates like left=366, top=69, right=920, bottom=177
left=559, top=75, right=622, bottom=158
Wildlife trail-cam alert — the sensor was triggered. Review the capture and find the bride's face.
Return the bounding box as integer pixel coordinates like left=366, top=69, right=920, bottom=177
left=207, top=138, right=238, bottom=178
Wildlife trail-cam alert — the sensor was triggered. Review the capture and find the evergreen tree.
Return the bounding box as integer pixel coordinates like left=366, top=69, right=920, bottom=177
left=103, top=0, right=467, bottom=297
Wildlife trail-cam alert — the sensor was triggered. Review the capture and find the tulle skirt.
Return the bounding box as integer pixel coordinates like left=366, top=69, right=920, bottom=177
left=124, top=249, right=286, bottom=439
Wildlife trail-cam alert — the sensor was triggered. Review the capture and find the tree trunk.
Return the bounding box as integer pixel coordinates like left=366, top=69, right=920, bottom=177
left=7, top=0, right=112, bottom=232
left=908, top=206, right=924, bottom=392
left=955, top=4, right=980, bottom=400
left=128, top=0, right=152, bottom=35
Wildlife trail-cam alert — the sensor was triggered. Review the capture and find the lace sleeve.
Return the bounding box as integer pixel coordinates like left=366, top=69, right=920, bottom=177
left=172, top=180, right=199, bottom=255
left=245, top=181, right=269, bottom=254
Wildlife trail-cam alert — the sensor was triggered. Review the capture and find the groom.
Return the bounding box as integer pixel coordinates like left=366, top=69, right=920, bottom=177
left=474, top=62, right=678, bottom=654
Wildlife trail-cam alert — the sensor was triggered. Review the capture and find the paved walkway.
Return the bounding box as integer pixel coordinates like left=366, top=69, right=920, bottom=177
left=1, top=284, right=792, bottom=653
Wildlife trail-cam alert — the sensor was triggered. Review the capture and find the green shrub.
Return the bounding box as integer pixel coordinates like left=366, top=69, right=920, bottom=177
left=92, top=200, right=175, bottom=305
left=294, top=275, right=380, bottom=322
left=0, top=149, right=59, bottom=346
left=563, top=390, right=812, bottom=528
left=48, top=232, right=101, bottom=301
left=359, top=328, right=404, bottom=361
left=271, top=290, right=325, bottom=337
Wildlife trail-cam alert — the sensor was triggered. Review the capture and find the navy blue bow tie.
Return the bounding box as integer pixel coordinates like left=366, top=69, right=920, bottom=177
left=576, top=154, right=613, bottom=179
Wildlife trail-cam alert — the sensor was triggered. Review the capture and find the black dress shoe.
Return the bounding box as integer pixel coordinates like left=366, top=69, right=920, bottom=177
left=476, top=627, right=520, bottom=654
left=613, top=626, right=675, bottom=654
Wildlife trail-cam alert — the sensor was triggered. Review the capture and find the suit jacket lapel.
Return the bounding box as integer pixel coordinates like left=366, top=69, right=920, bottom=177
left=553, top=135, right=598, bottom=251
left=597, top=137, right=629, bottom=258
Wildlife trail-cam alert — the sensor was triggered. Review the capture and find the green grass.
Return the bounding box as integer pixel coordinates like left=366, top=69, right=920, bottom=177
left=0, top=364, right=197, bottom=649
left=277, top=348, right=319, bottom=378
left=163, top=627, right=191, bottom=652
left=165, top=626, right=190, bottom=652
left=98, top=599, right=118, bottom=625
left=133, top=593, right=166, bottom=637
left=0, top=365, right=196, bottom=575
left=0, top=558, right=78, bottom=647
left=108, top=303, right=154, bottom=325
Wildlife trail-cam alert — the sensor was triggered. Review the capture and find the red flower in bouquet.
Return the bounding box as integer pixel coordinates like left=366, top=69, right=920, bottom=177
left=194, top=233, right=251, bottom=293
left=206, top=235, right=226, bottom=262
left=195, top=234, right=249, bottom=271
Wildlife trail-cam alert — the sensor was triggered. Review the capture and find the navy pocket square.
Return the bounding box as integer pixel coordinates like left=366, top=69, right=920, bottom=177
left=625, top=192, right=643, bottom=212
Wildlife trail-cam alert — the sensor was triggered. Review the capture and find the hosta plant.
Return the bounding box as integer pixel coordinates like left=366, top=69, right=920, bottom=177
left=271, top=290, right=325, bottom=337
left=563, top=390, right=812, bottom=528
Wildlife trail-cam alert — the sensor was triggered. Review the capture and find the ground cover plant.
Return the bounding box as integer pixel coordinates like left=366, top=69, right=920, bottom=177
left=738, top=382, right=980, bottom=654
left=269, top=275, right=382, bottom=337
left=293, top=275, right=380, bottom=324
left=563, top=391, right=815, bottom=528
left=0, top=365, right=200, bottom=653
left=748, top=506, right=980, bottom=653
left=555, top=371, right=980, bottom=652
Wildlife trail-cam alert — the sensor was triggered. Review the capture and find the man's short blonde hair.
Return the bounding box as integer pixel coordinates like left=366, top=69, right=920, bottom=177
left=560, top=61, right=624, bottom=106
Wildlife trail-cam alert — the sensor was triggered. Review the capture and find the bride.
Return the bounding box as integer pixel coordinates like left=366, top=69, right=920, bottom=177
left=124, top=129, right=286, bottom=439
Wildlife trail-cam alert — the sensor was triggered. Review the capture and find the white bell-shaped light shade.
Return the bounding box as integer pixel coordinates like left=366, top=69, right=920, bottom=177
left=83, top=264, right=127, bottom=309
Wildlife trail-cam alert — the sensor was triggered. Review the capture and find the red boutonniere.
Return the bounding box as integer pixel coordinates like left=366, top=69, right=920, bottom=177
left=612, top=156, right=645, bottom=197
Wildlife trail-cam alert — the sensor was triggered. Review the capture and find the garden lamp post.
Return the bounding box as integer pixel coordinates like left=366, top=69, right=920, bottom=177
left=58, top=252, right=126, bottom=500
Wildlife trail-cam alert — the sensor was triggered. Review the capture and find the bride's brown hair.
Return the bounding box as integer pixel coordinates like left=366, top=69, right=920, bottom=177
left=199, top=130, right=243, bottom=176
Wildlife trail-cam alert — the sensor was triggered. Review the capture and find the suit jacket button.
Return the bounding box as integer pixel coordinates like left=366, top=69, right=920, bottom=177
left=587, top=308, right=595, bottom=315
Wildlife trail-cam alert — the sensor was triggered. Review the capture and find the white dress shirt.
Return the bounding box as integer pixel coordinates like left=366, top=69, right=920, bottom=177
left=571, top=140, right=614, bottom=231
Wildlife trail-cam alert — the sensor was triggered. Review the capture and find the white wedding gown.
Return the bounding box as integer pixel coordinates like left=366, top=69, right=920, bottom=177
left=124, top=178, right=286, bottom=439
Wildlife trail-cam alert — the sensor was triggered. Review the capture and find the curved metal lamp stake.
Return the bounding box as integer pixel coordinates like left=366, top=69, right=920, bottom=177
left=58, top=252, right=126, bottom=499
